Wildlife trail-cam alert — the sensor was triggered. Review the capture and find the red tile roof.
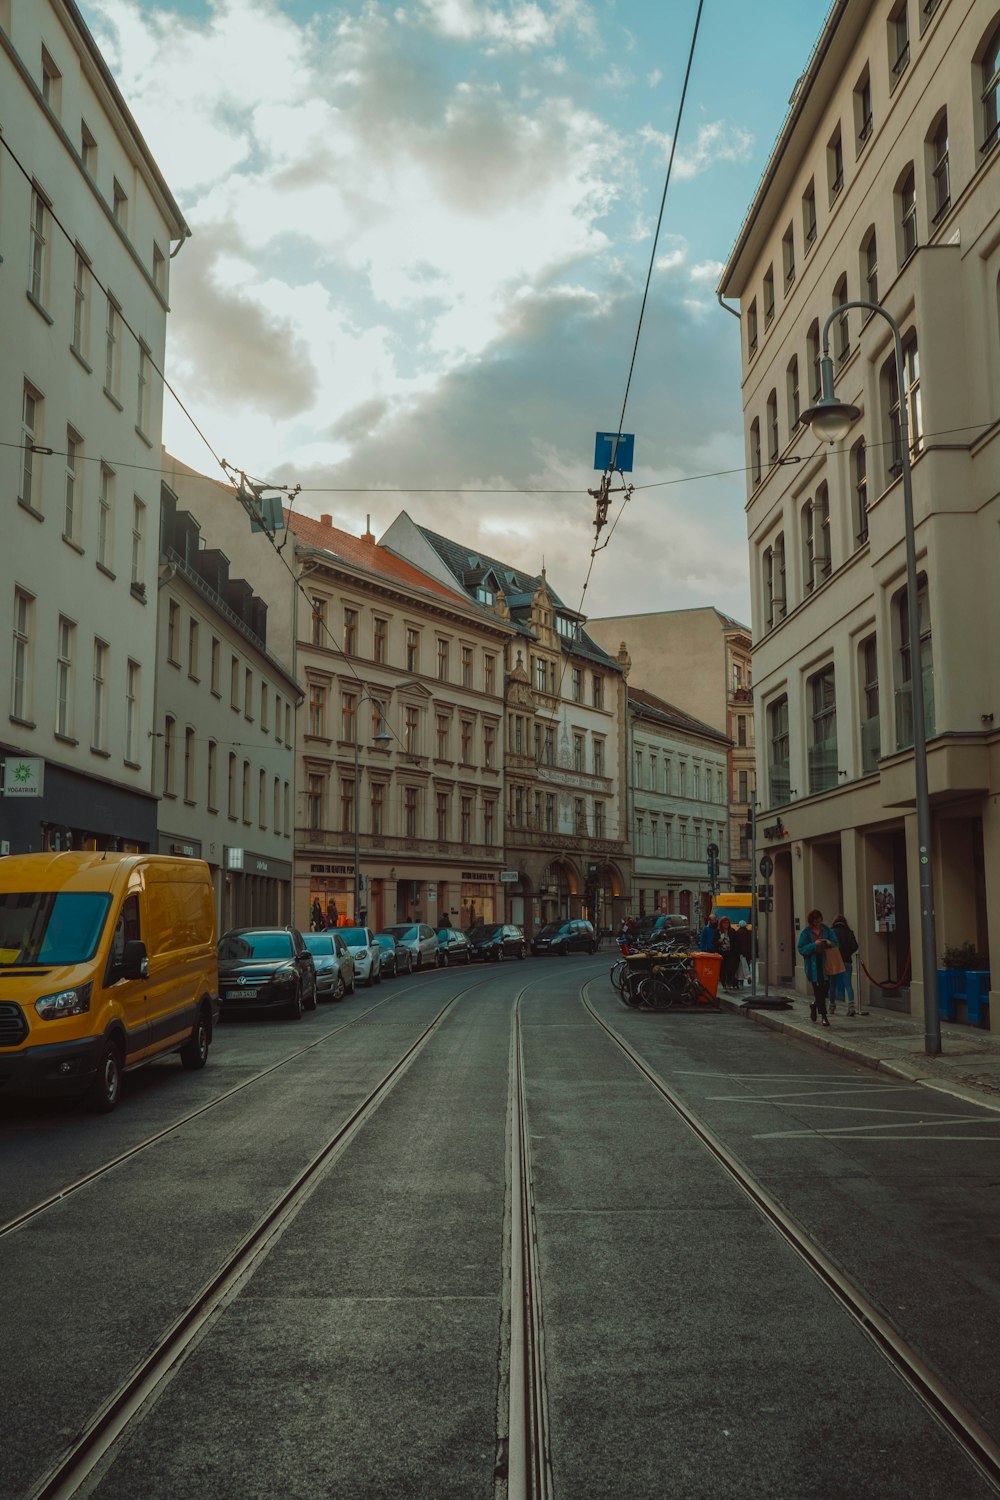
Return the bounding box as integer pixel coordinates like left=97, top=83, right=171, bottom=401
left=286, top=510, right=469, bottom=606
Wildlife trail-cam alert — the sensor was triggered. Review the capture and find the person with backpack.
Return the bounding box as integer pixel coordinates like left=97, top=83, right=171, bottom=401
left=831, top=913, right=861, bottom=1015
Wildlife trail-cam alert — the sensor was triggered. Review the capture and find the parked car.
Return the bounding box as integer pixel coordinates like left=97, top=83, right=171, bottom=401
left=468, top=923, right=527, bottom=962
left=218, top=927, right=317, bottom=1019
left=372, top=931, right=412, bottom=977
left=531, top=918, right=599, bottom=956
left=436, top=926, right=474, bottom=965
left=303, top=931, right=355, bottom=1000
left=339, top=927, right=382, bottom=986
left=378, top=923, right=440, bottom=970
left=633, top=915, right=695, bottom=949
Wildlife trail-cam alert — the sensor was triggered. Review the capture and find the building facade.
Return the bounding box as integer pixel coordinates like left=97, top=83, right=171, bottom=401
left=380, top=514, right=633, bottom=935
left=154, top=486, right=301, bottom=932
left=0, top=0, right=188, bottom=854
left=718, top=0, right=1000, bottom=1024
left=588, top=609, right=755, bottom=894
left=627, top=687, right=732, bottom=923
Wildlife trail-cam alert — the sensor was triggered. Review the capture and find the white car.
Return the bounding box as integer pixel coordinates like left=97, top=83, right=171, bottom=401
left=377, top=923, right=441, bottom=971
left=339, top=927, right=382, bottom=987
left=303, top=931, right=356, bottom=1000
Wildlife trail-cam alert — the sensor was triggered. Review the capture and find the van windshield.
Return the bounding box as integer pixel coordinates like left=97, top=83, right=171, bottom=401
left=0, top=891, right=112, bottom=966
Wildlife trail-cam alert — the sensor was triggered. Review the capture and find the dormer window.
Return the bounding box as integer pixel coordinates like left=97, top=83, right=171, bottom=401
left=476, top=585, right=494, bottom=604
left=556, top=615, right=577, bottom=639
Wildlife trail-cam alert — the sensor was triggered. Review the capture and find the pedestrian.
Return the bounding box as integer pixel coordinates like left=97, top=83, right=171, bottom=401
left=717, top=916, right=738, bottom=990
left=311, top=897, right=324, bottom=932
left=326, top=898, right=338, bottom=928
left=797, top=908, right=839, bottom=1026
left=734, top=921, right=753, bottom=987
left=698, top=913, right=719, bottom=953
left=831, top=913, right=862, bottom=1015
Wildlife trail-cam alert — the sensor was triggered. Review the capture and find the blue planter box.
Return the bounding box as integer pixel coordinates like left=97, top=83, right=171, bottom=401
left=937, top=970, right=991, bottom=1025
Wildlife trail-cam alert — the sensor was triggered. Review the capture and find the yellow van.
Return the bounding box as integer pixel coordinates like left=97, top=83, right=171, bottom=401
left=0, top=852, right=219, bottom=1112
left=713, top=892, right=753, bottom=926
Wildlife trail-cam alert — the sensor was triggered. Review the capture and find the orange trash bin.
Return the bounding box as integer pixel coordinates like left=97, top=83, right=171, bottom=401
left=691, top=951, right=722, bottom=1001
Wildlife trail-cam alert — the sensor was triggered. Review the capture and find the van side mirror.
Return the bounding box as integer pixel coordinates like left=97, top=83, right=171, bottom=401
left=121, top=939, right=148, bottom=980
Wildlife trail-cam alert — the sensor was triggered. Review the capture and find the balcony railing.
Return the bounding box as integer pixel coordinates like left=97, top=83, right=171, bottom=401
left=808, top=738, right=839, bottom=795
left=768, top=764, right=791, bottom=807
left=860, top=715, right=881, bottom=775
left=895, top=671, right=935, bottom=750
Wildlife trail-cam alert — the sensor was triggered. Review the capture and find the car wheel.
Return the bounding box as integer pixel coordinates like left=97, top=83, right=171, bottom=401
left=287, top=980, right=304, bottom=1019
left=559, top=944, right=568, bottom=957
left=415, top=953, right=422, bottom=971
left=518, top=944, right=526, bottom=960
left=333, top=973, right=346, bottom=1002
left=346, top=971, right=356, bottom=994
left=496, top=946, right=505, bottom=962
left=439, top=951, right=448, bottom=968
left=84, top=1036, right=124, bottom=1112
left=374, top=963, right=382, bottom=985
left=464, top=951, right=472, bottom=965
left=304, top=978, right=318, bottom=1011
left=180, top=1009, right=210, bottom=1070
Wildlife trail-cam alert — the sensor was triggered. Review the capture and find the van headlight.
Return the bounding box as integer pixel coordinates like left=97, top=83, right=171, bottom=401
left=36, top=983, right=93, bottom=1020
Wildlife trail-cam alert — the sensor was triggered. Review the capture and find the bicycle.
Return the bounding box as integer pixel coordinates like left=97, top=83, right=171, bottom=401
left=619, top=945, right=722, bottom=1011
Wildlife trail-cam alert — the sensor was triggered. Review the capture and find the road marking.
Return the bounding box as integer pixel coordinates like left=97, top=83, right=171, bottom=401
left=706, top=1084, right=915, bottom=1101
left=755, top=1114, right=1000, bottom=1138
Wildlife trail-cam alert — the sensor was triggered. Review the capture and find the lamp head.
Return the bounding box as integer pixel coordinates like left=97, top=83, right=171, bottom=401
left=800, top=353, right=860, bottom=443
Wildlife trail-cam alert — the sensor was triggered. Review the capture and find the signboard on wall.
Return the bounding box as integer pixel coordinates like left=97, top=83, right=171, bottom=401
left=873, top=883, right=896, bottom=932
left=2, top=757, right=44, bottom=797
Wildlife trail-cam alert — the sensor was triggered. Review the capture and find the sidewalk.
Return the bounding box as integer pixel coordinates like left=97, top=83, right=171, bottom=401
left=719, top=985, right=1000, bottom=1114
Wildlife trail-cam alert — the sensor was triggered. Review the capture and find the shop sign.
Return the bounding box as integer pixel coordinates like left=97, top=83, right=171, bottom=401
left=310, top=862, right=356, bottom=876
left=226, top=848, right=279, bottom=875
left=499, top=871, right=519, bottom=883
left=461, top=871, right=495, bottom=883
left=2, top=757, right=44, bottom=797
left=171, top=843, right=197, bottom=858
left=763, top=819, right=788, bottom=840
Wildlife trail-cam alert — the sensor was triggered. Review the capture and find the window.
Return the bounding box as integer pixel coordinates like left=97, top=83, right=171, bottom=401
left=436, top=713, right=450, bottom=759
left=807, top=320, right=821, bottom=403
left=545, top=793, right=555, bottom=833
left=535, top=656, right=547, bottom=693
left=188, top=619, right=200, bottom=679
left=203, top=741, right=217, bottom=810
left=750, top=418, right=762, bottom=486
left=153, top=244, right=166, bottom=295
left=29, top=188, right=48, bottom=306
left=242, top=760, right=251, bottom=823
left=889, top=2, right=910, bottom=86
left=91, top=638, right=108, bottom=751
left=574, top=733, right=585, bottom=772
left=862, top=227, right=878, bottom=308
left=460, top=717, right=472, bottom=762
left=404, top=786, right=418, bottom=839
left=737, top=715, right=747, bottom=747
left=406, top=627, right=419, bottom=672
left=310, top=596, right=326, bottom=647
left=273, top=777, right=280, bottom=835
left=786, top=357, right=800, bottom=432
left=763, top=532, right=787, bottom=631
left=342, top=606, right=357, bottom=656
left=136, top=346, right=151, bottom=435
left=808, top=666, right=838, bottom=793
left=307, top=774, right=324, bottom=831
left=112, top=179, right=128, bottom=232
left=884, top=335, right=923, bottom=476
left=340, top=779, right=355, bottom=834
left=897, top=165, right=918, bottom=264
left=373, top=616, right=387, bottom=663
left=104, top=297, right=120, bottom=398
left=854, top=67, right=873, bottom=149
left=593, top=738, right=604, bottom=776
left=746, top=298, right=758, bottom=358
left=593, top=802, right=605, bottom=838
left=405, top=705, right=420, bottom=754
left=571, top=667, right=581, bottom=702
left=484, top=723, right=496, bottom=768
left=828, top=125, right=844, bottom=200
left=371, top=781, right=385, bottom=836
left=131, top=497, right=145, bottom=588
left=763, top=264, right=775, bottom=325
left=768, top=695, right=790, bottom=805
left=575, top=798, right=587, bottom=836
left=19, top=383, right=41, bottom=509
left=462, top=644, right=473, bottom=687
left=802, top=180, right=817, bottom=248
left=97, top=464, right=114, bottom=569
left=766, top=389, right=779, bottom=461
left=186, top=730, right=197, bottom=803
left=211, top=638, right=221, bottom=695
left=894, top=572, right=934, bottom=747
left=162, top=715, right=176, bottom=794
left=485, top=654, right=496, bottom=695
left=81, top=120, right=96, bottom=175
left=342, top=691, right=357, bottom=743
left=782, top=223, right=795, bottom=290
left=803, top=484, right=831, bottom=592
left=833, top=276, right=850, bottom=364
left=852, top=439, right=869, bottom=544
left=543, top=726, right=555, bottom=765
left=738, top=769, right=748, bottom=803
left=484, top=800, right=496, bottom=846
left=11, top=589, right=33, bottom=721
left=257, top=767, right=266, bottom=827
left=285, top=704, right=292, bottom=744
left=437, top=637, right=449, bottom=680
left=859, top=634, right=881, bottom=773
left=921, top=0, right=941, bottom=29
left=460, top=796, right=472, bottom=843
left=929, top=112, right=950, bottom=222
left=592, top=675, right=603, bottom=709
left=244, top=667, right=253, bottom=719
left=60, top=430, right=81, bottom=543
left=308, top=683, right=326, bottom=737
left=436, top=791, right=449, bottom=841
left=476, top=583, right=494, bottom=605
left=72, top=250, right=90, bottom=357
left=125, top=661, right=140, bottom=763
left=981, top=20, right=1000, bottom=157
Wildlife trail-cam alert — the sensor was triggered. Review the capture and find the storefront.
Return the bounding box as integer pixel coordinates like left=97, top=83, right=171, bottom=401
left=223, top=846, right=292, bottom=932
left=0, top=753, right=156, bottom=855
left=297, top=854, right=501, bottom=935
left=306, top=861, right=358, bottom=929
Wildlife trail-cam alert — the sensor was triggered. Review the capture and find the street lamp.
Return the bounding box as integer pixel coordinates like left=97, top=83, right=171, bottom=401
left=800, top=301, right=940, bottom=1055
left=353, top=693, right=392, bottom=926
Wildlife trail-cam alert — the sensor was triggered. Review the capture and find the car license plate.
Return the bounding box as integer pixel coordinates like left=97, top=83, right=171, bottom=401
left=227, top=987, right=258, bottom=999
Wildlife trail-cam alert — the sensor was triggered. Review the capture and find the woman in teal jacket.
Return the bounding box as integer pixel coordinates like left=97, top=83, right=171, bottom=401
left=797, top=908, right=839, bottom=1027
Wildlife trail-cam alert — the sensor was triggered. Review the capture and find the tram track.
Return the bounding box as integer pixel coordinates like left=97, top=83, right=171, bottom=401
left=580, top=979, right=1000, bottom=1495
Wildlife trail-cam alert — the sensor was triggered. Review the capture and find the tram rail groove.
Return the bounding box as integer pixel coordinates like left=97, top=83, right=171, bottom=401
left=26, top=977, right=498, bottom=1500
left=504, top=989, right=554, bottom=1500
left=0, top=979, right=440, bottom=1242
left=581, top=982, right=1000, bottom=1495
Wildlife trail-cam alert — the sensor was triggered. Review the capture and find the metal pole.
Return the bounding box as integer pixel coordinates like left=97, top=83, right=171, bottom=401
left=750, top=805, right=757, bottom=1004
left=817, top=302, right=940, bottom=1054
left=353, top=729, right=360, bottom=926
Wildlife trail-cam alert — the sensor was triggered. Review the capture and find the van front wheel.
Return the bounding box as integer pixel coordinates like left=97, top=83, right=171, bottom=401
left=181, top=1011, right=210, bottom=1070
left=84, top=1037, right=124, bottom=1113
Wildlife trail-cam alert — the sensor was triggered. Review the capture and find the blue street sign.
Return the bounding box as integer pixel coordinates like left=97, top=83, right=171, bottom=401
left=594, top=431, right=634, bottom=472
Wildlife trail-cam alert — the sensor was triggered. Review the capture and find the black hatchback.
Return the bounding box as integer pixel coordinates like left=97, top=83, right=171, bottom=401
left=467, top=923, right=526, bottom=962
left=436, top=927, right=474, bottom=965
left=531, top=919, right=598, bottom=956
left=218, top=927, right=317, bottom=1020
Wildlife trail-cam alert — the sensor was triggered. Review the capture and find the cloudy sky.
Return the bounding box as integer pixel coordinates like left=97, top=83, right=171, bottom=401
left=79, top=0, right=829, bottom=624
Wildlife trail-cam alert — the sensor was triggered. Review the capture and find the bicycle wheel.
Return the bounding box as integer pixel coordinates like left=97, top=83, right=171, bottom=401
left=622, top=971, right=648, bottom=1008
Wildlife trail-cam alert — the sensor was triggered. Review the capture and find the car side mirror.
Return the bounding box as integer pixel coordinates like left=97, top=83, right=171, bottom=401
left=121, top=939, right=148, bottom=981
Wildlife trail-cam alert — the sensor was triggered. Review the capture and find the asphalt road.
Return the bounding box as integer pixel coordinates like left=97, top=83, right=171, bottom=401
left=2, top=956, right=998, bottom=1499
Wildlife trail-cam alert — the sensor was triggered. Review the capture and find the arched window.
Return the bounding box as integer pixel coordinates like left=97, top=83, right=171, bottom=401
left=807, top=318, right=821, bottom=402
left=861, top=225, right=878, bottom=310
left=766, top=389, right=779, bottom=461
left=980, top=19, right=1000, bottom=157
left=881, top=333, right=923, bottom=480
left=852, top=438, right=868, bottom=545
left=750, top=418, right=762, bottom=486
left=833, top=274, right=850, bottom=363
left=786, top=354, right=800, bottom=430
left=927, top=109, right=950, bottom=222
left=896, top=163, right=918, bottom=265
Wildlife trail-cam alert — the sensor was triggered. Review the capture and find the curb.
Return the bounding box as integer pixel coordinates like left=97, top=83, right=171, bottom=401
left=720, top=994, right=1000, bottom=1113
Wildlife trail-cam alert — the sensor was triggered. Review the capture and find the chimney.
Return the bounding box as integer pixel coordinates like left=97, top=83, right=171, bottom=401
left=320, top=513, right=332, bottom=526
left=361, top=512, right=375, bottom=543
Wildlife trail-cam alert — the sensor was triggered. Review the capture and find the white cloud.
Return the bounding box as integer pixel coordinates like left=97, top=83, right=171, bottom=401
left=690, top=259, right=725, bottom=283
left=647, top=68, right=662, bottom=87
left=639, top=118, right=755, bottom=180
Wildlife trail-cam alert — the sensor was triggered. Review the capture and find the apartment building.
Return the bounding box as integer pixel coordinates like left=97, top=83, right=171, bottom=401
left=0, top=0, right=188, bottom=853
left=588, top=609, right=755, bottom=893
left=381, top=514, right=633, bottom=935
left=718, top=0, right=1000, bottom=1021
left=627, top=687, right=732, bottom=923
left=154, top=486, right=301, bottom=931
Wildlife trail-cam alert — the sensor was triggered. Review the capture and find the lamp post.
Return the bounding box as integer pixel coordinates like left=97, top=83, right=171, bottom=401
left=353, top=693, right=392, bottom=926
left=800, top=301, right=940, bottom=1055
